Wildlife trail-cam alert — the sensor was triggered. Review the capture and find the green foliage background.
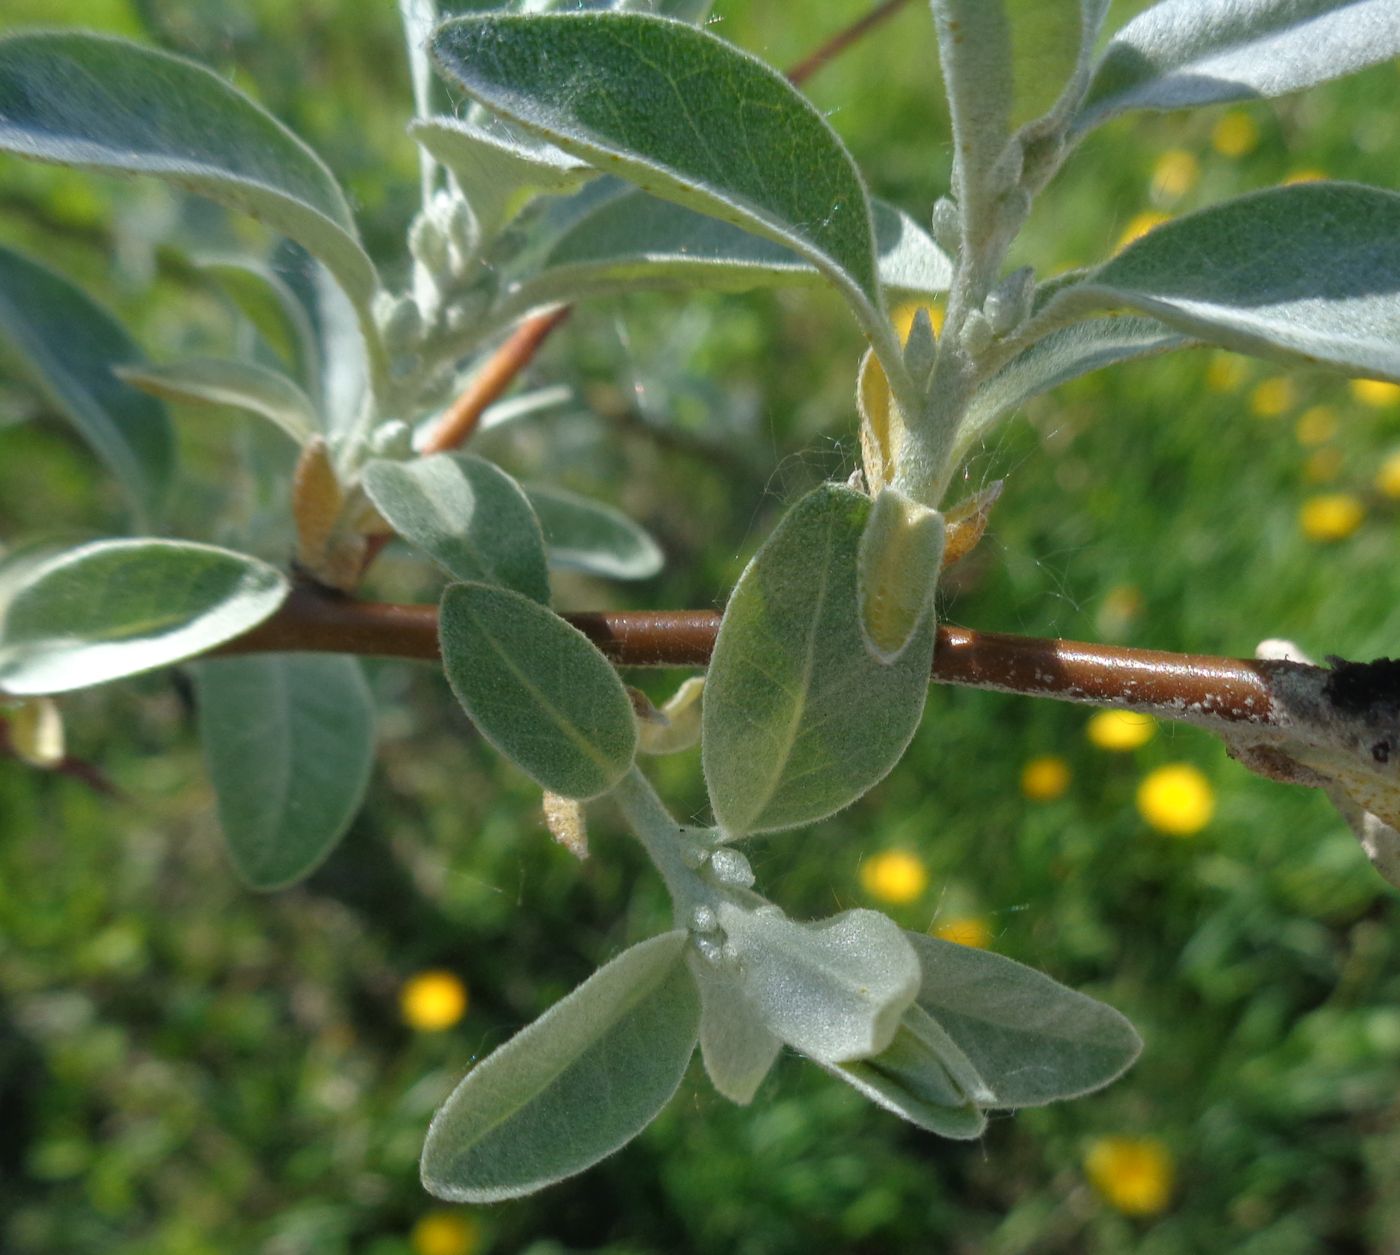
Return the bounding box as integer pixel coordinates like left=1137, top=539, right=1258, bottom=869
left=2, top=2, right=1399, bottom=1251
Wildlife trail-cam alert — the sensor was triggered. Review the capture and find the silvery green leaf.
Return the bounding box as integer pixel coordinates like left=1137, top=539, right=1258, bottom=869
left=715, top=902, right=919, bottom=1065
left=195, top=654, right=375, bottom=890
left=524, top=484, right=663, bottom=582
left=907, top=931, right=1142, bottom=1107
left=955, top=316, right=1184, bottom=458
left=439, top=581, right=637, bottom=798
left=0, top=33, right=383, bottom=373
left=421, top=930, right=699, bottom=1202
left=431, top=14, right=898, bottom=367
left=0, top=244, right=173, bottom=524
left=857, top=488, right=945, bottom=664
left=117, top=357, right=320, bottom=445
left=363, top=454, right=550, bottom=602
left=702, top=484, right=935, bottom=836
left=686, top=951, right=781, bottom=1105
left=1042, top=183, right=1400, bottom=382
left=0, top=540, right=287, bottom=696
left=1077, top=0, right=1400, bottom=133
left=196, top=256, right=320, bottom=395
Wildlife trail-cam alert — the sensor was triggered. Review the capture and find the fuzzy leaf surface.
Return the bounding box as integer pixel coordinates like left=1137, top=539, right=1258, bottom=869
left=364, top=455, right=550, bottom=602
left=702, top=484, right=935, bottom=836
left=421, top=930, right=698, bottom=1202
left=687, top=951, right=781, bottom=1105
left=195, top=654, right=375, bottom=890
left=0, top=540, right=287, bottom=696
left=524, top=483, right=663, bottom=581
left=118, top=357, right=320, bottom=444
left=439, top=581, right=636, bottom=797
left=0, top=244, right=173, bottom=523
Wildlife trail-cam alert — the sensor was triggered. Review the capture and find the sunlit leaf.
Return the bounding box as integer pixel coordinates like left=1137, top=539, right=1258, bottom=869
left=524, top=483, right=663, bottom=581
left=118, top=357, right=320, bottom=444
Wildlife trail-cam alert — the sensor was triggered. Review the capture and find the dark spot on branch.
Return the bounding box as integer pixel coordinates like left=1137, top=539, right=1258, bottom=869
left=1373, top=741, right=1391, bottom=765
left=1323, top=656, right=1400, bottom=717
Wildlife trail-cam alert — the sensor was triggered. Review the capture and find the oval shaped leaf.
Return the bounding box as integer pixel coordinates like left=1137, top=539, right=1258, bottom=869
left=0, top=32, right=380, bottom=336
left=0, top=540, right=287, bottom=696
left=117, top=357, right=320, bottom=444
left=431, top=13, right=890, bottom=348
left=439, top=581, right=637, bottom=798
left=364, top=455, right=550, bottom=602
left=195, top=654, right=375, bottom=890
left=0, top=243, right=174, bottom=523
left=1053, top=183, right=1400, bottom=383
left=524, top=483, right=663, bottom=581
left=1078, top=0, right=1400, bottom=132
left=702, top=484, right=935, bottom=836
left=421, top=930, right=699, bottom=1202
left=686, top=950, right=781, bottom=1105
left=906, top=931, right=1142, bottom=1108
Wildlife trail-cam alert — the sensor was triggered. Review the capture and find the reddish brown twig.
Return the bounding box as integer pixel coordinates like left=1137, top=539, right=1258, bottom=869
left=787, top=0, right=916, bottom=87
left=0, top=720, right=124, bottom=798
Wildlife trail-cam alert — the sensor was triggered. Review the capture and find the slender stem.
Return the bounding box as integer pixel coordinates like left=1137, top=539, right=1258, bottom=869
left=0, top=721, right=123, bottom=798
left=786, top=0, right=915, bottom=87
left=216, top=585, right=1288, bottom=733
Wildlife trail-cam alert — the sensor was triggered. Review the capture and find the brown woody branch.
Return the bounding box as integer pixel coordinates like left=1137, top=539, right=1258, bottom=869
left=786, top=0, right=916, bottom=87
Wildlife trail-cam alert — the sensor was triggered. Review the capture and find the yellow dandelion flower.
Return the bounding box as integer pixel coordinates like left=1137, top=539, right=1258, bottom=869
left=401, top=970, right=469, bottom=1032
left=1248, top=376, right=1294, bottom=419
left=1303, top=448, right=1342, bottom=484
left=1204, top=353, right=1249, bottom=393
left=1115, top=211, right=1169, bottom=252
left=1299, top=492, right=1364, bottom=542
left=1211, top=110, right=1259, bottom=158
left=1084, top=1136, right=1175, bottom=1216
left=1137, top=763, right=1215, bottom=836
left=1375, top=449, right=1400, bottom=499
left=1021, top=754, right=1071, bottom=802
left=1294, top=405, right=1338, bottom=447
left=1150, top=149, right=1199, bottom=202
left=1350, top=378, right=1400, bottom=408
left=411, top=1211, right=480, bottom=1255
left=1283, top=167, right=1327, bottom=185
left=860, top=849, right=928, bottom=904
left=934, top=916, right=992, bottom=949
left=891, top=300, right=944, bottom=341
left=1087, top=710, right=1157, bottom=752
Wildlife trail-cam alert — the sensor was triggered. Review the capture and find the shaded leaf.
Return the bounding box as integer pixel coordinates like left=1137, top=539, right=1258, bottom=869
left=422, top=930, right=699, bottom=1202
left=524, top=483, right=663, bottom=581
left=857, top=488, right=945, bottom=664
left=687, top=950, right=781, bottom=1105
left=196, top=255, right=320, bottom=392
left=195, top=654, right=375, bottom=890
left=0, top=540, right=287, bottom=696
left=118, top=357, right=320, bottom=444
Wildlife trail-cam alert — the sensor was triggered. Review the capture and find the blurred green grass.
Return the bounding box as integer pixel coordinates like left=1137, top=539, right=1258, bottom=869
left=2, top=2, right=1400, bottom=1252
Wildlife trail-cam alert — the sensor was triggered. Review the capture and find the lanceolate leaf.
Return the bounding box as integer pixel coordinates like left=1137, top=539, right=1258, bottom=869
left=702, top=484, right=936, bottom=836
left=0, top=244, right=173, bottom=523
left=687, top=951, right=781, bottom=1105
left=195, top=654, right=375, bottom=890
left=0, top=31, right=383, bottom=386
left=524, top=483, right=663, bottom=581
left=439, top=581, right=637, bottom=798
left=1037, top=183, right=1400, bottom=383
left=363, top=455, right=550, bottom=602
left=0, top=540, right=287, bottom=696
left=431, top=13, right=898, bottom=363
left=196, top=256, right=321, bottom=393
left=1077, top=0, right=1400, bottom=133
left=118, top=357, right=321, bottom=444
left=421, top=930, right=699, bottom=1202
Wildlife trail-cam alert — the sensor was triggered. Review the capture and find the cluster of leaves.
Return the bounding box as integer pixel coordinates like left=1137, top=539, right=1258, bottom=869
left=2, top=0, right=1400, bottom=1206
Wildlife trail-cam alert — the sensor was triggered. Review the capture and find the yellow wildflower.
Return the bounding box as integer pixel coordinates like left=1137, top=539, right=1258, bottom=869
left=1248, top=376, right=1294, bottom=419
left=1375, top=450, right=1400, bottom=499
left=1350, top=378, right=1400, bottom=407
left=1084, top=1136, right=1175, bottom=1216
left=1137, top=764, right=1215, bottom=836
left=1299, top=493, right=1364, bottom=542
left=1021, top=755, right=1071, bottom=802
left=934, top=916, right=992, bottom=949
left=1294, top=405, right=1338, bottom=446
left=1303, top=448, right=1342, bottom=484
left=1149, top=149, right=1199, bottom=202
left=1115, top=211, right=1169, bottom=252
left=1087, top=710, right=1157, bottom=752
left=401, top=970, right=469, bottom=1032
left=1204, top=353, right=1249, bottom=393
left=860, top=850, right=928, bottom=904
left=1211, top=110, right=1259, bottom=158
left=411, top=1211, right=480, bottom=1255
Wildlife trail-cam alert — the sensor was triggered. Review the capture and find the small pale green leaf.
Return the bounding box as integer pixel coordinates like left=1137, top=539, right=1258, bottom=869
left=117, top=357, right=320, bottom=444
left=715, top=902, right=919, bottom=1065
left=421, top=930, right=699, bottom=1202
left=907, top=931, right=1142, bottom=1108
left=439, top=581, right=637, bottom=797
left=0, top=540, right=288, bottom=696
left=0, top=243, right=173, bottom=523
left=195, top=654, right=375, bottom=890
left=702, top=484, right=935, bottom=836
left=524, top=483, right=663, bottom=582
left=432, top=13, right=889, bottom=345
left=857, top=489, right=945, bottom=664
left=1077, top=0, right=1400, bottom=133
left=363, top=455, right=550, bottom=601
left=196, top=256, right=320, bottom=392
left=1047, top=183, right=1400, bottom=382
left=687, top=951, right=781, bottom=1105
